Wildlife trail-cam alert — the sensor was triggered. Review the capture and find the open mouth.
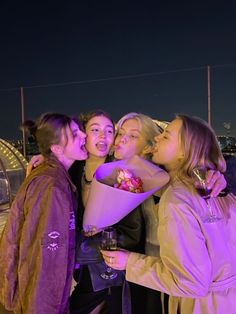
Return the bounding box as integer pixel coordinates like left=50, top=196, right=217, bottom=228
left=96, top=142, right=108, bottom=152
left=114, top=144, right=122, bottom=151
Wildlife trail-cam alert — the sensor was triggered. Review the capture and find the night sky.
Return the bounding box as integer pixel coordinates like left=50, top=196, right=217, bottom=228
left=1, top=1, right=236, bottom=139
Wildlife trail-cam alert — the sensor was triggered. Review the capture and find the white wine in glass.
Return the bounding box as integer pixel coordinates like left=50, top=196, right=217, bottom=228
left=100, top=227, right=118, bottom=280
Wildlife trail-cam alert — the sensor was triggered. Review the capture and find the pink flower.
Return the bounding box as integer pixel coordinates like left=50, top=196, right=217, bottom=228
left=116, top=169, right=133, bottom=183
left=114, top=169, right=143, bottom=193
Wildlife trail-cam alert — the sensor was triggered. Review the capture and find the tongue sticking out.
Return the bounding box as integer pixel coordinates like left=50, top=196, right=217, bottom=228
left=81, top=145, right=87, bottom=153
left=97, top=142, right=107, bottom=152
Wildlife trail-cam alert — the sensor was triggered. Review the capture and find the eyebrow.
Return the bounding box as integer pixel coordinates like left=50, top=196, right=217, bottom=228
left=88, top=123, right=113, bottom=128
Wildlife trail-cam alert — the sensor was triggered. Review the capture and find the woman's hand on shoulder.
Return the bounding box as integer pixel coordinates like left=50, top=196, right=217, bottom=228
left=26, top=154, right=45, bottom=177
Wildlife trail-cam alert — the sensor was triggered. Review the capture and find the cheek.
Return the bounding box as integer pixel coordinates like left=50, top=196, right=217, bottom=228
left=85, top=135, right=95, bottom=149
left=85, top=142, right=91, bottom=151
left=134, top=142, right=145, bottom=155
left=107, top=136, right=114, bottom=147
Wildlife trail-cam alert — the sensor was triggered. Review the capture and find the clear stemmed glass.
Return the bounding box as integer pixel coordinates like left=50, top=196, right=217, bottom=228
left=100, top=226, right=118, bottom=280
left=191, top=167, right=222, bottom=223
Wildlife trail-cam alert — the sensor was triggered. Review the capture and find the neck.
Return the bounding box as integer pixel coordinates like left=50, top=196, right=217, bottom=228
left=60, top=159, right=72, bottom=171
left=84, top=154, right=107, bottom=181
left=54, top=154, right=72, bottom=171
left=168, top=170, right=176, bottom=181
left=163, top=165, right=178, bottom=182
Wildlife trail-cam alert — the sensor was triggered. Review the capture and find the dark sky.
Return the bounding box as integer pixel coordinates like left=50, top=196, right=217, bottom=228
left=1, top=1, right=236, bottom=139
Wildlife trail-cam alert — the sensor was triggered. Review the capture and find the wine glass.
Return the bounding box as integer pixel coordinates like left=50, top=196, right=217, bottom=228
left=100, top=226, right=118, bottom=280
left=191, top=167, right=222, bottom=223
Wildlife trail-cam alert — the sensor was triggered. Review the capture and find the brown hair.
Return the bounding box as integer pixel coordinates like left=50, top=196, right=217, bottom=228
left=25, top=113, right=74, bottom=157
left=78, top=110, right=115, bottom=133
left=176, top=114, right=226, bottom=182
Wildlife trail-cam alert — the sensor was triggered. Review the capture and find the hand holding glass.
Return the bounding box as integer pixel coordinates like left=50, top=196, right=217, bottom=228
left=191, top=167, right=222, bottom=223
left=100, top=227, right=118, bottom=280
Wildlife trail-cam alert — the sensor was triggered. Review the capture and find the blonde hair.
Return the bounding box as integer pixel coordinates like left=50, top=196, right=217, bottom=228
left=175, top=114, right=226, bottom=182
left=116, top=112, right=161, bottom=159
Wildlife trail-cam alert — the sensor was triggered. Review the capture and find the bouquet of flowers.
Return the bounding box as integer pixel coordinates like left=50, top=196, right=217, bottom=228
left=83, top=155, right=170, bottom=230
left=114, top=169, right=143, bottom=193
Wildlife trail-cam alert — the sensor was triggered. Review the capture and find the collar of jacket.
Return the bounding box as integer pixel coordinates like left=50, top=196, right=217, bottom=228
left=29, top=155, right=77, bottom=193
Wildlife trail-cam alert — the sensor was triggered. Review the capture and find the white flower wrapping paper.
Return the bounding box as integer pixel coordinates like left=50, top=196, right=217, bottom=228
left=83, top=155, right=170, bottom=230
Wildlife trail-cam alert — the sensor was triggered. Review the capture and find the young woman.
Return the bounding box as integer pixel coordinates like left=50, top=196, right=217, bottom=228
left=69, top=110, right=116, bottom=314
left=101, top=114, right=236, bottom=314
left=24, top=110, right=116, bottom=314
left=69, top=110, right=115, bottom=229
left=0, top=112, right=87, bottom=314
left=114, top=112, right=165, bottom=313
left=114, top=112, right=228, bottom=314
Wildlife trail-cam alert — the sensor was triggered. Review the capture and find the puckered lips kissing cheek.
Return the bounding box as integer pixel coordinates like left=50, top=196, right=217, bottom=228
left=152, top=146, right=158, bottom=154
left=114, top=144, right=120, bottom=152
left=151, top=145, right=159, bottom=163
left=114, top=144, right=124, bottom=159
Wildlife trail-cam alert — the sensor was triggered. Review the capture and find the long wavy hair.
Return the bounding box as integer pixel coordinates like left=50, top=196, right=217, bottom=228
left=175, top=114, right=226, bottom=183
